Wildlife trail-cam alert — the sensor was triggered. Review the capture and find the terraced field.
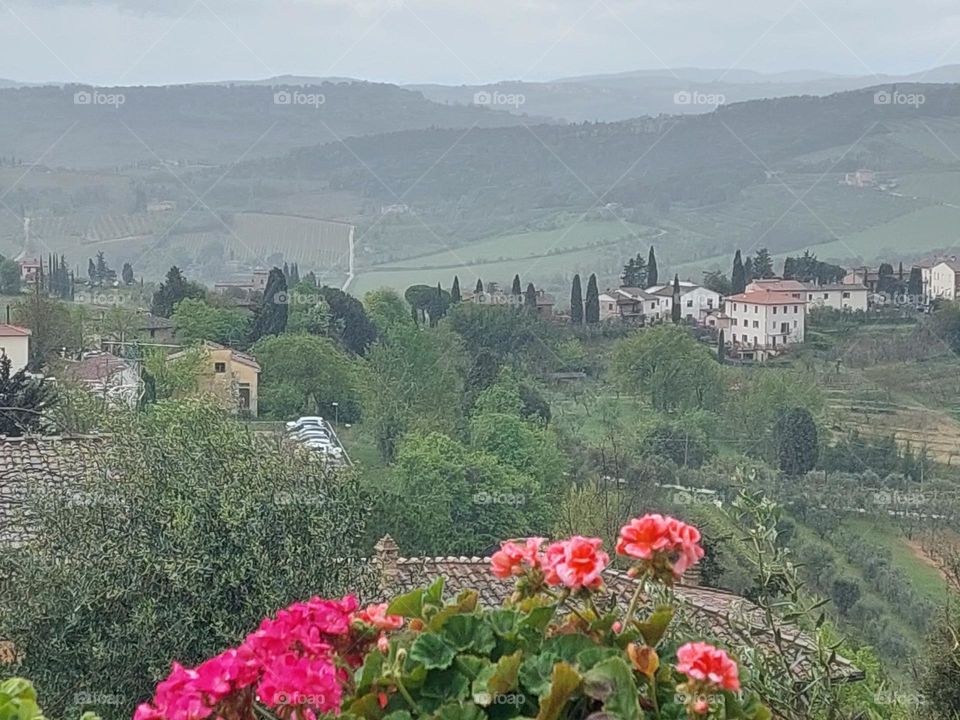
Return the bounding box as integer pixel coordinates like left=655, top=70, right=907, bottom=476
left=230, top=212, right=352, bottom=268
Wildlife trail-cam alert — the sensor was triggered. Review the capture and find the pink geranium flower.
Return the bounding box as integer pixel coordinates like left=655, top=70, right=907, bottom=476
left=490, top=537, right=543, bottom=578
left=617, top=514, right=705, bottom=580
left=676, top=641, right=741, bottom=691
left=354, top=602, right=404, bottom=630
left=542, top=536, right=609, bottom=591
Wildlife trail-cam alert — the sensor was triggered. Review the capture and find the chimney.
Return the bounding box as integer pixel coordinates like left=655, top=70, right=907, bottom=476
left=373, top=535, right=400, bottom=591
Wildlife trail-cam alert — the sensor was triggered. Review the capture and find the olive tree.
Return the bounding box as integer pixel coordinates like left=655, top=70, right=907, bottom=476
left=0, top=400, right=371, bottom=720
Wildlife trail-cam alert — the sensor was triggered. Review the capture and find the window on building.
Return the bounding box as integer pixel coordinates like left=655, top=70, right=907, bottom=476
left=686, top=299, right=693, bottom=307
left=753, top=320, right=758, bottom=328
left=794, top=305, right=798, bottom=313
left=742, top=334, right=747, bottom=342
left=773, top=306, right=778, bottom=314
left=214, top=362, right=226, bottom=373
left=842, top=292, right=850, bottom=299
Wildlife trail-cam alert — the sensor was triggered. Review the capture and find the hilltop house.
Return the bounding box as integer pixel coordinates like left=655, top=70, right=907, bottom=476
left=928, top=259, right=960, bottom=301
left=214, top=269, right=270, bottom=295
left=600, top=283, right=721, bottom=323
left=646, top=282, right=722, bottom=322
left=0, top=325, right=30, bottom=374
left=465, top=288, right=555, bottom=316
left=725, top=279, right=807, bottom=360
left=598, top=287, right=660, bottom=321
left=804, top=283, right=869, bottom=312
left=167, top=341, right=260, bottom=417
left=16, top=259, right=41, bottom=285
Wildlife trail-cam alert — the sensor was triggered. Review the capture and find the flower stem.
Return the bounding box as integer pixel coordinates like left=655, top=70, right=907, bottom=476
left=623, top=570, right=648, bottom=629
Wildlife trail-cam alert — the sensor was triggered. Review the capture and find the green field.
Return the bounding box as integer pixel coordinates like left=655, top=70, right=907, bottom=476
left=351, top=220, right=657, bottom=296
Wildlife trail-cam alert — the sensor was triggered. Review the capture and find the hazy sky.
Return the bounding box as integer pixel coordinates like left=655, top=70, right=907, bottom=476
left=2, top=0, right=960, bottom=85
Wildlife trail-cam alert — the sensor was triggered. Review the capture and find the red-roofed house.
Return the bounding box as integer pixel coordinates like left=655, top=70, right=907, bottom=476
left=0, top=325, right=31, bottom=373
left=725, top=281, right=807, bottom=360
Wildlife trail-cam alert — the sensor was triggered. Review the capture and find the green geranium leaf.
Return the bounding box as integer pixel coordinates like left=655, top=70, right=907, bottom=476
left=519, top=606, right=556, bottom=635
left=346, top=692, right=387, bottom=720
left=355, top=651, right=386, bottom=694
left=428, top=591, right=480, bottom=632
left=410, top=632, right=458, bottom=670
left=489, top=651, right=523, bottom=694
left=535, top=662, right=582, bottom=720
left=575, top=646, right=620, bottom=671
left=387, top=588, right=425, bottom=619
left=635, top=606, right=674, bottom=647
left=422, top=668, right=470, bottom=702
left=383, top=712, right=413, bottom=720
left=425, top=577, right=446, bottom=606
left=488, top=610, right=520, bottom=638
left=432, top=702, right=487, bottom=720
left=443, top=615, right=496, bottom=655
left=541, top=634, right=598, bottom=663
left=582, top=657, right=641, bottom=720
left=519, top=653, right=557, bottom=697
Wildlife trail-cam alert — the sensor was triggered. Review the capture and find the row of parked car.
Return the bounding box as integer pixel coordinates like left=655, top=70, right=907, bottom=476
left=285, top=416, right=345, bottom=463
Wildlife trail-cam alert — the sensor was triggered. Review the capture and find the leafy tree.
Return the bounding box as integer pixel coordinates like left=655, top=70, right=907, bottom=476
left=620, top=253, right=647, bottom=288
left=381, top=432, right=542, bottom=556
left=252, top=333, right=361, bottom=421
left=732, top=250, right=746, bottom=294
left=363, top=288, right=412, bottom=335
left=286, top=282, right=332, bottom=336
left=781, top=251, right=844, bottom=285
left=172, top=298, right=249, bottom=346
left=289, top=263, right=300, bottom=285
left=774, top=406, right=819, bottom=475
left=405, top=284, right=439, bottom=325
left=0, top=400, right=371, bottom=719
left=570, top=274, right=583, bottom=324
left=611, top=324, right=725, bottom=412
left=647, top=246, right=658, bottom=286
left=150, top=266, right=206, bottom=318
left=248, top=267, right=288, bottom=342
left=142, top=346, right=206, bottom=402
left=702, top=269, right=731, bottom=295
left=450, top=276, right=461, bottom=303
left=317, top=286, right=378, bottom=356
left=830, top=578, right=861, bottom=616
left=585, top=273, right=600, bottom=324
left=876, top=262, right=897, bottom=295
left=920, top=609, right=960, bottom=717
left=465, top=349, right=501, bottom=410
left=445, top=302, right=563, bottom=369
left=0, top=354, right=55, bottom=435
left=121, top=262, right=134, bottom=285
left=428, top=283, right=452, bottom=326
left=640, top=413, right=715, bottom=468
left=0, top=259, right=20, bottom=296
left=362, top=324, right=466, bottom=460
left=12, top=290, right=77, bottom=368
left=753, top=248, right=774, bottom=279
left=671, top=274, right=682, bottom=323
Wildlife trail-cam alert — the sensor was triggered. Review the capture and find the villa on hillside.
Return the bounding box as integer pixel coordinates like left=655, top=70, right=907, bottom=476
left=599, top=283, right=721, bottom=324
left=0, top=325, right=31, bottom=374
left=724, top=279, right=807, bottom=361
left=464, top=287, right=556, bottom=316
left=804, top=283, right=869, bottom=312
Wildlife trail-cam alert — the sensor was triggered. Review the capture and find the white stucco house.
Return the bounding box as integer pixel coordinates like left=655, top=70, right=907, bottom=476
left=0, top=325, right=31, bottom=374
left=646, top=282, right=722, bottom=322
left=804, top=283, right=869, bottom=312
left=598, top=288, right=664, bottom=322
left=725, top=280, right=807, bottom=360
left=928, top=259, right=960, bottom=301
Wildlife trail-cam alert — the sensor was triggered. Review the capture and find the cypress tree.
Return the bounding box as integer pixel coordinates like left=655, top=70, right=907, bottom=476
left=524, top=282, right=537, bottom=311
left=475, top=278, right=484, bottom=294
left=585, top=274, right=600, bottom=324
left=647, top=246, right=658, bottom=286
left=732, top=250, right=746, bottom=294
left=718, top=329, right=726, bottom=363
left=290, top=263, right=300, bottom=285
left=249, top=267, right=289, bottom=342
left=570, top=274, right=584, bottom=324
left=451, top=276, right=461, bottom=303
left=511, top=274, right=522, bottom=298
left=671, top=274, right=682, bottom=323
